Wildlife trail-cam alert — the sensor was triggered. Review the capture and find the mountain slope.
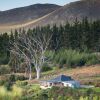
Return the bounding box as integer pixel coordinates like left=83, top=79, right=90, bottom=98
left=0, top=4, right=61, bottom=25
left=27, top=0, right=100, bottom=28
left=1, top=0, right=100, bottom=32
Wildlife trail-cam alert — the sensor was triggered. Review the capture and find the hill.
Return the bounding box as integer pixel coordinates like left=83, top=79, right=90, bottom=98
left=0, top=4, right=60, bottom=25
left=27, top=0, right=100, bottom=28
left=1, top=0, right=100, bottom=32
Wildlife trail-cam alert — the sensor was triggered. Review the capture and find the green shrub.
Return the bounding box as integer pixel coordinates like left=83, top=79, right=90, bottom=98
left=4, top=81, right=13, bottom=91
left=15, top=75, right=27, bottom=81
left=53, top=49, right=99, bottom=68
left=86, top=55, right=99, bottom=65
left=9, top=74, right=27, bottom=82
left=16, top=81, right=28, bottom=87
left=0, top=78, right=13, bottom=90
left=0, top=80, right=6, bottom=86
left=42, top=65, right=52, bottom=72
left=45, top=50, right=55, bottom=61
left=86, top=88, right=95, bottom=96
left=36, top=90, right=48, bottom=100
left=9, top=74, right=16, bottom=82
left=0, top=65, right=11, bottom=75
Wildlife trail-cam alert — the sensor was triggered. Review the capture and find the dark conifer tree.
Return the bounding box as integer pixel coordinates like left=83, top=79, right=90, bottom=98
left=51, top=24, right=59, bottom=50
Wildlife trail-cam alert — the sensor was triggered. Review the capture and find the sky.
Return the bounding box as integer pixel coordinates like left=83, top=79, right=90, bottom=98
left=0, top=0, right=78, bottom=11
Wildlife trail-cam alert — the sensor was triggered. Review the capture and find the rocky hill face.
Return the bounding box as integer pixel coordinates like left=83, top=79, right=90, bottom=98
left=0, top=0, right=100, bottom=32
left=0, top=4, right=61, bottom=25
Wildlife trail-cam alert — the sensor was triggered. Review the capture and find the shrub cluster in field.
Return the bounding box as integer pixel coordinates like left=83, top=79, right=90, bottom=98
left=47, top=87, right=100, bottom=100
left=23, top=86, right=100, bottom=100
left=46, top=49, right=100, bottom=68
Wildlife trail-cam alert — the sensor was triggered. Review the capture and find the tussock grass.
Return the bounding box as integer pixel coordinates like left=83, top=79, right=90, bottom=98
left=0, top=85, right=23, bottom=100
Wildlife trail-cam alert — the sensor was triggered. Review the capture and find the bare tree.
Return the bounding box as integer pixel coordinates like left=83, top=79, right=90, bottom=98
left=10, top=32, right=52, bottom=80
left=8, top=52, right=20, bottom=73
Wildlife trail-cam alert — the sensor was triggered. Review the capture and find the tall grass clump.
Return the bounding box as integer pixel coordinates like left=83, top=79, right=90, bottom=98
left=0, top=85, right=23, bottom=100
left=53, top=49, right=99, bottom=68
left=45, top=50, right=55, bottom=61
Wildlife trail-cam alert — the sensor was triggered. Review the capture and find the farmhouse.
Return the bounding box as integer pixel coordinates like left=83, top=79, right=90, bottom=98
left=40, top=75, right=80, bottom=89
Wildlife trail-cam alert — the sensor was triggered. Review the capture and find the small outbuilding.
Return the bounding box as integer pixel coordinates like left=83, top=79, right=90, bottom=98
left=40, top=75, right=80, bottom=89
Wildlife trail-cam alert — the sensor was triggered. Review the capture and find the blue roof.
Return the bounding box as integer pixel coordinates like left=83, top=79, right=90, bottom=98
left=47, top=75, right=73, bottom=82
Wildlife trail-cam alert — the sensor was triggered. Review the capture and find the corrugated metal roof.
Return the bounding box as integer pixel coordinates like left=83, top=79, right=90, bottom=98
left=47, top=75, right=73, bottom=82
